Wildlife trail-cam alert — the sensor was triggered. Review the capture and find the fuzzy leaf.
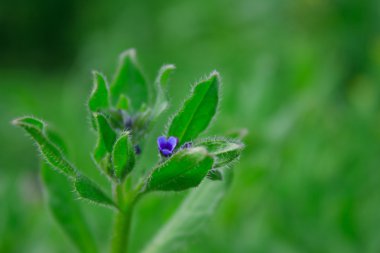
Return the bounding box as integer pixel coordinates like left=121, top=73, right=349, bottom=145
left=14, top=116, right=45, bottom=130
left=112, top=131, right=135, bottom=181
left=88, top=71, right=110, bottom=112
left=167, top=72, right=220, bottom=145
left=146, top=147, right=213, bottom=192
left=45, top=127, right=68, bottom=154
left=41, top=162, right=98, bottom=253
left=93, top=113, right=117, bottom=162
left=142, top=173, right=232, bottom=253
left=151, top=64, right=176, bottom=119
left=194, top=137, right=244, bottom=168
left=13, top=117, right=76, bottom=177
left=75, top=174, right=116, bottom=208
left=110, top=49, right=148, bottom=110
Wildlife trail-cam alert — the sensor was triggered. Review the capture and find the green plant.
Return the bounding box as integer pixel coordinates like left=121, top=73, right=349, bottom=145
left=12, top=49, right=244, bottom=253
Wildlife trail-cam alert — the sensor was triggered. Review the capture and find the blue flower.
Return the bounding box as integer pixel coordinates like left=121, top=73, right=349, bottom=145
left=180, top=142, right=192, bottom=149
left=157, top=136, right=178, bottom=157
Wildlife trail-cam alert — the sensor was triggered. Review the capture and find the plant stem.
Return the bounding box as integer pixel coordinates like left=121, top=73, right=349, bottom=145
left=110, top=179, right=146, bottom=253
left=110, top=206, right=134, bottom=253
left=110, top=183, right=134, bottom=253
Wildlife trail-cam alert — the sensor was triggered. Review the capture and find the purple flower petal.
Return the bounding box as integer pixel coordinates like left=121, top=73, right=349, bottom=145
left=160, top=149, right=172, bottom=157
left=157, top=136, right=167, bottom=149
left=167, top=137, right=178, bottom=151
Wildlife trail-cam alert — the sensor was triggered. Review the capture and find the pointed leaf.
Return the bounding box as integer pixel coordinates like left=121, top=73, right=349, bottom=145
left=88, top=71, right=110, bottom=112
left=75, top=174, right=116, bottom=208
left=142, top=173, right=232, bottom=253
left=151, top=64, right=176, bottom=119
left=93, top=113, right=117, bottom=162
left=15, top=116, right=69, bottom=153
left=194, top=137, right=244, bottom=168
left=41, top=162, right=98, bottom=253
left=13, top=117, right=77, bottom=177
left=14, top=116, right=45, bottom=130
left=116, top=94, right=131, bottom=110
left=167, top=71, right=220, bottom=145
left=146, top=147, right=213, bottom=192
left=110, top=49, right=148, bottom=110
left=112, top=131, right=135, bottom=181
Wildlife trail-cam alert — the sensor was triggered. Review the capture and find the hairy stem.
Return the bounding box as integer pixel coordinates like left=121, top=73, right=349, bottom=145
left=110, top=177, right=147, bottom=253
left=110, top=206, right=134, bottom=253
left=110, top=183, right=134, bottom=253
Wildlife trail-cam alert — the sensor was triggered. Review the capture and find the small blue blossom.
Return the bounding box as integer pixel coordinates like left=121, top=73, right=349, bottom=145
left=157, top=136, right=178, bottom=157
left=180, top=142, right=192, bottom=150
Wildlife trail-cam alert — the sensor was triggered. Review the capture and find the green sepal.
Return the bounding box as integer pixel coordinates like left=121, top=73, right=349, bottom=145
left=167, top=71, right=220, bottom=146
left=13, top=116, right=77, bottom=177
left=146, top=147, right=214, bottom=192
left=206, top=169, right=223, bottom=181
left=74, top=174, right=117, bottom=209
left=88, top=71, right=110, bottom=112
left=110, top=49, right=148, bottom=111
left=112, top=131, right=135, bottom=181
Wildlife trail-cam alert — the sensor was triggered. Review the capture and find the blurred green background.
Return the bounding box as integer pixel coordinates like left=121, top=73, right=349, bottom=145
left=1, top=0, right=380, bottom=252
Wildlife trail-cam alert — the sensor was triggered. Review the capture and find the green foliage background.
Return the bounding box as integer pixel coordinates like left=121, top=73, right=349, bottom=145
left=1, top=0, right=380, bottom=252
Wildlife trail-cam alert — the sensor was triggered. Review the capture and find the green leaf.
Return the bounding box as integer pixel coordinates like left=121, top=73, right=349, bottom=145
left=112, top=131, right=135, bottom=181
left=88, top=71, right=110, bottom=112
left=13, top=117, right=77, bottom=177
left=116, top=94, right=131, bottom=110
left=110, top=49, right=148, bottom=110
left=41, top=162, right=98, bottom=253
left=146, top=147, right=213, bottom=192
left=45, top=127, right=68, bottom=154
left=194, top=137, right=244, bottom=168
left=151, top=64, right=176, bottom=119
left=142, top=174, right=232, bottom=253
left=93, top=113, right=117, bottom=162
left=167, top=71, right=220, bottom=146
left=75, top=174, right=116, bottom=208
left=13, top=116, right=45, bottom=130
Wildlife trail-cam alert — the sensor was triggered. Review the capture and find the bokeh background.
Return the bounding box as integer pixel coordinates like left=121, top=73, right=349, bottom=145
left=1, top=0, right=380, bottom=252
